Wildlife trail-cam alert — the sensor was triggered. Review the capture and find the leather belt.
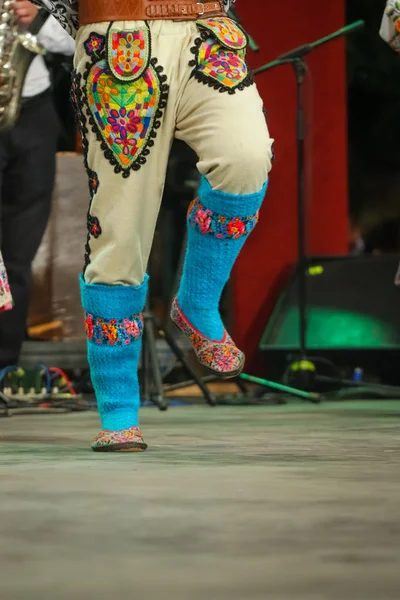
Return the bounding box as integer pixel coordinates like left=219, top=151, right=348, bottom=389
left=79, top=0, right=226, bottom=26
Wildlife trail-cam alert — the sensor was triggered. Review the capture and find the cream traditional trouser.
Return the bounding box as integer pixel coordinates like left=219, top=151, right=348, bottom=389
left=73, top=18, right=273, bottom=286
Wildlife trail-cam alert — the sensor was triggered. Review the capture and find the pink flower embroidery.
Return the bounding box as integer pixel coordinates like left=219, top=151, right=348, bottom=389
left=115, top=130, right=138, bottom=156
left=195, top=209, right=212, bottom=234
left=108, top=107, right=142, bottom=135
left=85, top=315, right=94, bottom=340
left=123, top=318, right=140, bottom=338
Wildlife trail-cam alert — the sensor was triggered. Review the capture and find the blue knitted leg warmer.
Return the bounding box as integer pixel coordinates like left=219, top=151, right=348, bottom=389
left=177, top=176, right=268, bottom=340
left=80, top=275, right=148, bottom=431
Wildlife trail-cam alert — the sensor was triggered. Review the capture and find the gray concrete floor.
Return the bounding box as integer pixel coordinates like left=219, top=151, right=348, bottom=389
left=1, top=402, right=400, bottom=600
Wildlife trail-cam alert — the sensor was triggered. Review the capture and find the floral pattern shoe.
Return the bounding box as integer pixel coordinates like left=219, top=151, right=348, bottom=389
left=91, top=426, right=148, bottom=452
left=170, top=297, right=245, bottom=378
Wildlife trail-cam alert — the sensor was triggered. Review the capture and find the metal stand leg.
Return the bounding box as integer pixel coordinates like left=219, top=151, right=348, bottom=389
left=141, top=304, right=217, bottom=410
left=152, top=313, right=217, bottom=407
left=141, top=306, right=168, bottom=411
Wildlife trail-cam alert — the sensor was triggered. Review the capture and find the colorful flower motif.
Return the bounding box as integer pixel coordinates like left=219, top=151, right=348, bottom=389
left=187, top=197, right=258, bottom=240
left=115, top=130, right=138, bottom=157
left=96, top=75, right=118, bottom=103
left=86, top=59, right=164, bottom=171
left=107, top=107, right=142, bottom=135
left=84, top=33, right=105, bottom=56
left=192, top=38, right=251, bottom=92
left=101, top=321, right=119, bottom=344
left=209, top=51, right=241, bottom=70
left=84, top=312, right=143, bottom=346
left=197, top=18, right=248, bottom=50
left=107, top=28, right=150, bottom=81
left=195, top=208, right=212, bottom=234
left=227, top=217, right=246, bottom=238
left=85, top=314, right=94, bottom=339
left=88, top=170, right=99, bottom=196
left=123, top=318, right=140, bottom=338
left=190, top=333, right=204, bottom=350
left=127, top=78, right=151, bottom=104
left=87, top=215, right=102, bottom=238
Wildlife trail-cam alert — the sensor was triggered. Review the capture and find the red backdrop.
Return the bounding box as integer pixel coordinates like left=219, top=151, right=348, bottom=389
left=231, top=0, right=349, bottom=368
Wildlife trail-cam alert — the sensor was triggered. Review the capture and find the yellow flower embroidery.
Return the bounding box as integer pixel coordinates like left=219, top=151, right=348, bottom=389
left=128, top=78, right=150, bottom=104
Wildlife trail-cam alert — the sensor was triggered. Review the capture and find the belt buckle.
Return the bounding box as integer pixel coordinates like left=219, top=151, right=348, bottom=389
left=196, top=3, right=205, bottom=16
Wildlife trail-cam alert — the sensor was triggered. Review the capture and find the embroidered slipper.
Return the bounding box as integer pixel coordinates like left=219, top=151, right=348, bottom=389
left=91, top=426, right=148, bottom=452
left=170, top=297, right=245, bottom=379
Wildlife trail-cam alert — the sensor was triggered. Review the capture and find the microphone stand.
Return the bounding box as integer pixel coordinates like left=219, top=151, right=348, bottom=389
left=228, top=7, right=260, bottom=53
left=240, top=21, right=364, bottom=395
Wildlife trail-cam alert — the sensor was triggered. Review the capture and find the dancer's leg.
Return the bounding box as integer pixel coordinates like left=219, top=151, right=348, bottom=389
left=173, top=18, right=274, bottom=376
left=73, top=21, right=179, bottom=449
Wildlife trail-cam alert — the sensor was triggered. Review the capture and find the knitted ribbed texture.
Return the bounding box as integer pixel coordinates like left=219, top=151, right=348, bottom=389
left=177, top=176, right=268, bottom=340
left=80, top=274, right=148, bottom=431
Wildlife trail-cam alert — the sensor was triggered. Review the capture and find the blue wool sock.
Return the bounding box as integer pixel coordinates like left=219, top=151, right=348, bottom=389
left=80, top=275, right=148, bottom=431
left=177, top=176, right=268, bottom=340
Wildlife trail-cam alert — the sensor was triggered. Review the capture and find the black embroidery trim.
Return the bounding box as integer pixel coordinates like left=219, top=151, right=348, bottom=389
left=193, top=68, right=254, bottom=95
left=188, top=35, right=204, bottom=69
left=189, top=30, right=254, bottom=95
left=70, top=70, right=101, bottom=273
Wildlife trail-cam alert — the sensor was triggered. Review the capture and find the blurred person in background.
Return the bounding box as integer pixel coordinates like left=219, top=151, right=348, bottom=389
left=0, top=1, right=74, bottom=369
left=380, top=1, right=400, bottom=284
left=349, top=221, right=365, bottom=255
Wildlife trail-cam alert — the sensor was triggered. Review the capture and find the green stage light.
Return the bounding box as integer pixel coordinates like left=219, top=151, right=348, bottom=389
left=260, top=307, right=396, bottom=350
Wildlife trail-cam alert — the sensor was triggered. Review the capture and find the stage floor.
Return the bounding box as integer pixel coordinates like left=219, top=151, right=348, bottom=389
left=1, top=402, right=400, bottom=599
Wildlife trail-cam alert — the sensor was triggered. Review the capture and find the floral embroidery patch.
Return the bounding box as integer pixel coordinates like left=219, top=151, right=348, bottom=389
left=87, top=215, right=102, bottom=238
left=187, top=197, right=259, bottom=240
left=190, top=18, right=252, bottom=93
left=196, top=39, right=248, bottom=91
left=84, top=32, right=105, bottom=57
left=107, top=28, right=150, bottom=81
left=81, top=27, right=169, bottom=177
left=86, top=62, right=162, bottom=170
left=85, top=313, right=143, bottom=346
left=196, top=18, right=248, bottom=50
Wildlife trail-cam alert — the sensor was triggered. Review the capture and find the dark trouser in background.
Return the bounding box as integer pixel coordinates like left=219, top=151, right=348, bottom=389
left=0, top=90, right=59, bottom=368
